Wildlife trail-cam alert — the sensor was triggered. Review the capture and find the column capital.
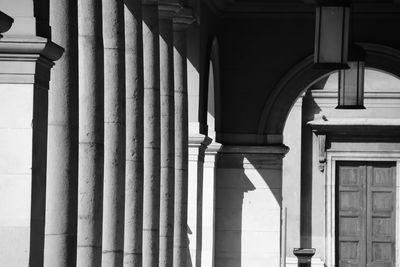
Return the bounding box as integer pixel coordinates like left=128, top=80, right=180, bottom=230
left=0, top=11, right=13, bottom=35
left=173, top=8, right=195, bottom=31
left=159, top=2, right=181, bottom=19
left=219, top=145, right=289, bottom=156
left=216, top=145, right=289, bottom=169
left=189, top=134, right=212, bottom=163
left=143, top=0, right=159, bottom=5
left=0, top=36, right=64, bottom=87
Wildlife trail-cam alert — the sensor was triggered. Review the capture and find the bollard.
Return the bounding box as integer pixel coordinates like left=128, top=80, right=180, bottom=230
left=293, top=248, right=316, bottom=267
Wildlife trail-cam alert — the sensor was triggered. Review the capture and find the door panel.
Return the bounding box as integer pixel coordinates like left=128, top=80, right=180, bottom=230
left=367, top=163, right=396, bottom=267
left=336, top=161, right=396, bottom=267
left=337, top=162, right=367, bottom=267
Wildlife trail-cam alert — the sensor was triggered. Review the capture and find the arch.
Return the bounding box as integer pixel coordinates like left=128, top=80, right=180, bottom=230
left=257, top=43, right=400, bottom=137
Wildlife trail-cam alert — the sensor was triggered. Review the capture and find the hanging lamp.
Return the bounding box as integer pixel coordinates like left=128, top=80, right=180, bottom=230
left=314, top=5, right=350, bottom=69
left=336, top=45, right=366, bottom=109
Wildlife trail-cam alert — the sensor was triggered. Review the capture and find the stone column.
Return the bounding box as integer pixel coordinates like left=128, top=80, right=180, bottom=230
left=123, top=0, right=144, bottom=266
left=142, top=1, right=161, bottom=266
left=44, top=1, right=78, bottom=266
left=77, top=0, right=104, bottom=266
left=187, top=134, right=212, bottom=266
left=158, top=3, right=179, bottom=267
left=102, top=0, right=126, bottom=266
left=173, top=8, right=193, bottom=267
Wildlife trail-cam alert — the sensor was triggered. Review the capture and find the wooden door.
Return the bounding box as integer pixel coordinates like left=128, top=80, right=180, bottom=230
left=336, top=161, right=396, bottom=267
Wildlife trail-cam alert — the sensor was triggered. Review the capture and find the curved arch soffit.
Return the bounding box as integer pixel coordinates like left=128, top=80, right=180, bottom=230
left=209, top=37, right=221, bottom=134
left=257, top=43, right=400, bottom=136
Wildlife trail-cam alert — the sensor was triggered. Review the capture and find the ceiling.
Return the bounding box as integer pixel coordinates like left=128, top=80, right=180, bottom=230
left=203, top=0, right=400, bottom=14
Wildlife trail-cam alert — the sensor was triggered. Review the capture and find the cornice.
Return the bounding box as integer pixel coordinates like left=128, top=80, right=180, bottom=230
left=0, top=35, right=64, bottom=62
left=173, top=7, right=195, bottom=30
left=308, top=118, right=400, bottom=136
left=159, top=2, right=181, bottom=19
left=219, top=145, right=289, bottom=156
left=0, top=35, right=64, bottom=86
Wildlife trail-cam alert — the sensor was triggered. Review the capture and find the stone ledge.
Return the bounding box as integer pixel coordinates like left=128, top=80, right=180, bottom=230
left=0, top=35, right=63, bottom=62
left=308, top=118, right=400, bottom=136
left=219, top=145, right=289, bottom=156
left=0, top=35, right=63, bottom=86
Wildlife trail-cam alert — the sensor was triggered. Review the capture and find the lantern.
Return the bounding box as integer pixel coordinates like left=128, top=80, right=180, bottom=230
left=336, top=45, right=366, bottom=109
left=314, top=6, right=350, bottom=69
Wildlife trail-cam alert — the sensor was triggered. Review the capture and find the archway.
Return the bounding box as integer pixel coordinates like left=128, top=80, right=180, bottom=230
left=258, top=43, right=400, bottom=139
left=280, top=47, right=400, bottom=266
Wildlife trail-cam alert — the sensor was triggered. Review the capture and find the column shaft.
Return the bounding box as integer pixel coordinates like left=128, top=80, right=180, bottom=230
left=142, top=3, right=161, bottom=267
left=44, top=0, right=78, bottom=266
left=124, top=0, right=144, bottom=266
left=102, top=0, right=126, bottom=266
left=77, top=0, right=104, bottom=266
left=159, top=9, right=176, bottom=267
left=173, top=20, right=190, bottom=267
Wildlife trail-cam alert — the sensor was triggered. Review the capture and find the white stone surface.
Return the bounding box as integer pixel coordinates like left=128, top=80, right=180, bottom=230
left=0, top=83, right=34, bottom=266
left=215, top=148, right=284, bottom=267
left=282, top=98, right=302, bottom=258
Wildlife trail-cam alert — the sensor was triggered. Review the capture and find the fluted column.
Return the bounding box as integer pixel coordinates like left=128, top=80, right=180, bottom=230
left=158, top=3, right=180, bottom=267
left=102, top=0, right=126, bottom=266
left=123, top=0, right=144, bottom=266
left=77, top=0, right=104, bottom=266
left=173, top=9, right=193, bottom=267
left=142, top=1, right=161, bottom=266
left=44, top=1, right=78, bottom=266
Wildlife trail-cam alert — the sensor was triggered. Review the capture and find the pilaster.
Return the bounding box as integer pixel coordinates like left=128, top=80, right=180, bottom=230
left=0, top=34, right=63, bottom=266
left=187, top=134, right=212, bottom=266
left=214, top=145, right=288, bottom=267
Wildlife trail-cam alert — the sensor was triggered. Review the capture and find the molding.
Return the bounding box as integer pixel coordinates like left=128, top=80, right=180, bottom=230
left=218, top=144, right=289, bottom=156
left=310, top=89, right=400, bottom=99
left=0, top=35, right=63, bottom=62
left=0, top=35, right=63, bottom=86
left=310, top=118, right=400, bottom=172
left=189, top=133, right=213, bottom=147
left=173, top=7, right=195, bottom=30
left=214, top=145, right=289, bottom=169
left=0, top=11, right=13, bottom=35
left=189, top=133, right=213, bottom=163
left=216, top=132, right=283, bottom=145
left=159, top=2, right=181, bottom=19
left=308, top=118, right=400, bottom=136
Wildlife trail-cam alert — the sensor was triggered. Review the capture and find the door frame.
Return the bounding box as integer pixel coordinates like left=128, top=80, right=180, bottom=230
left=325, top=151, right=400, bottom=267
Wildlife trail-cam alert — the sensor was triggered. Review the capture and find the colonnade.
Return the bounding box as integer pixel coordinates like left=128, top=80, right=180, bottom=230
left=44, top=0, right=193, bottom=266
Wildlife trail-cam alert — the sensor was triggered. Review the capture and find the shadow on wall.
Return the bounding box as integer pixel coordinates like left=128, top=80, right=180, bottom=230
left=214, top=154, right=282, bottom=267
